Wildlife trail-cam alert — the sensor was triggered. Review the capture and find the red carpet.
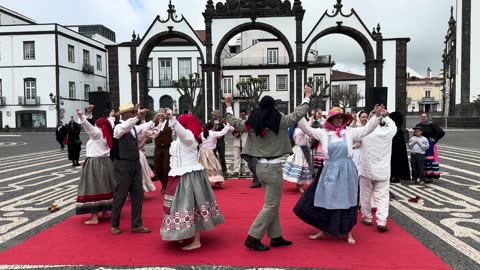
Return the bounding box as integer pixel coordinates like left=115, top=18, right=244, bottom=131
left=0, top=180, right=450, bottom=269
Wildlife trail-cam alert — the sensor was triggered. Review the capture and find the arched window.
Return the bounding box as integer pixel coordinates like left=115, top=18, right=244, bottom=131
left=159, top=95, right=173, bottom=109
left=146, top=95, right=154, bottom=110
left=179, top=95, right=188, bottom=114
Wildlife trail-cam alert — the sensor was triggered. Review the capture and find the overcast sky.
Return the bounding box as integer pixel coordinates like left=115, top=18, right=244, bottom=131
left=1, top=0, right=455, bottom=76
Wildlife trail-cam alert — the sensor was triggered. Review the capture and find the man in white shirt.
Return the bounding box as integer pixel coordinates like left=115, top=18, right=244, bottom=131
left=110, top=102, right=161, bottom=235
left=358, top=113, right=396, bottom=232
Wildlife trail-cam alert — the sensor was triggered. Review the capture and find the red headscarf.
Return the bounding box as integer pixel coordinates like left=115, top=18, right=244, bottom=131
left=95, top=117, right=113, bottom=149
left=177, top=114, right=203, bottom=143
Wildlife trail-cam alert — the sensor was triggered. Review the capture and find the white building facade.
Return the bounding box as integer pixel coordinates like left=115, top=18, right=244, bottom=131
left=330, top=70, right=366, bottom=112
left=0, top=6, right=114, bottom=130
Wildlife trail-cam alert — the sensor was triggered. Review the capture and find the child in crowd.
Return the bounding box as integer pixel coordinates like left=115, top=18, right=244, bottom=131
left=408, top=125, right=430, bottom=185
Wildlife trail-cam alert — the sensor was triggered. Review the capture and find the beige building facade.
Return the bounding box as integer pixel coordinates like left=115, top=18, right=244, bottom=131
left=406, top=68, right=443, bottom=113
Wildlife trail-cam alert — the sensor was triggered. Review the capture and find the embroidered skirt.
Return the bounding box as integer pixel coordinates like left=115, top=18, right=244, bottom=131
left=283, top=145, right=312, bottom=185
left=160, top=170, right=224, bottom=241
left=424, top=142, right=440, bottom=179
left=198, top=147, right=225, bottom=183
left=76, top=157, right=116, bottom=215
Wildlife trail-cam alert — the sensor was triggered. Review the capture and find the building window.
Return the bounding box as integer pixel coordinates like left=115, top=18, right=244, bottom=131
left=23, top=41, right=35, bottom=60
left=239, top=76, right=251, bottom=91
left=147, top=58, right=153, bottom=87
left=68, top=45, right=75, bottom=63
left=83, top=50, right=90, bottom=65
left=84, top=84, right=90, bottom=100
left=98, top=86, right=103, bottom=92
left=259, top=75, right=269, bottom=91
left=276, top=75, right=287, bottom=91
left=348, top=84, right=358, bottom=92
left=223, top=77, right=233, bottom=95
left=159, top=59, right=172, bottom=86
left=313, top=74, right=326, bottom=90
left=425, top=89, right=431, bottom=98
left=24, top=78, right=36, bottom=101
left=197, top=58, right=202, bottom=77
left=267, top=48, right=278, bottom=65
left=178, top=58, right=191, bottom=79
left=69, top=82, right=76, bottom=99
left=96, top=55, right=102, bottom=71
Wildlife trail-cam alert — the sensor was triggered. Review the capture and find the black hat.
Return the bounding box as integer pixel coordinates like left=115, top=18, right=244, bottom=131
left=413, top=125, right=423, bottom=131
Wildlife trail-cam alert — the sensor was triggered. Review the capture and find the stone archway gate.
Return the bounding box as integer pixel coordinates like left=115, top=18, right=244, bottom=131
left=108, top=0, right=409, bottom=120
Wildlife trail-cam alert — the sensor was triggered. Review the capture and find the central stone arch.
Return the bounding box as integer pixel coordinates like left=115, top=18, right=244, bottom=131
left=203, top=0, right=305, bottom=113
left=212, top=22, right=297, bottom=111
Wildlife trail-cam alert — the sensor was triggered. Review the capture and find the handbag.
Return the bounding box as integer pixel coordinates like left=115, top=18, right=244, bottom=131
left=74, top=139, right=82, bottom=146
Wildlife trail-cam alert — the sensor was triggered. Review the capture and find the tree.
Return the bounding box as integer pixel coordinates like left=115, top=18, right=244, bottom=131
left=306, top=76, right=330, bottom=110
left=331, top=83, right=364, bottom=111
left=172, top=73, right=204, bottom=118
left=235, top=77, right=266, bottom=109
left=474, top=94, right=480, bottom=107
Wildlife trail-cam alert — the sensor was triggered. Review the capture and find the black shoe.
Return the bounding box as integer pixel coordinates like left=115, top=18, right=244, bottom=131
left=250, top=182, right=261, bottom=188
left=245, top=235, right=270, bottom=251
left=391, top=177, right=400, bottom=183
left=270, top=236, right=292, bottom=247
left=377, top=225, right=389, bottom=232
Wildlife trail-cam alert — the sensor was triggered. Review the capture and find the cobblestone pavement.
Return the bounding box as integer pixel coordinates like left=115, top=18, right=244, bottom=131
left=0, top=131, right=479, bottom=269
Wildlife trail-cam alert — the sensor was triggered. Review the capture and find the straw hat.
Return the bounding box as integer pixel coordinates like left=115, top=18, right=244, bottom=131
left=326, top=107, right=353, bottom=125
left=115, top=102, right=136, bottom=116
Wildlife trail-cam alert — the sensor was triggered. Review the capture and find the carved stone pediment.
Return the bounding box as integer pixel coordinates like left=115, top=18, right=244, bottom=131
left=215, top=0, right=292, bottom=12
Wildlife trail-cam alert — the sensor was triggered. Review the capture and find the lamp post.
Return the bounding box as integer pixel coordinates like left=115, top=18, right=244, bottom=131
left=49, top=92, right=63, bottom=123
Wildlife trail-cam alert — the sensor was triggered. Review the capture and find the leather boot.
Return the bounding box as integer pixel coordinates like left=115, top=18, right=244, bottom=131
left=270, top=236, right=292, bottom=247
left=244, top=235, right=270, bottom=251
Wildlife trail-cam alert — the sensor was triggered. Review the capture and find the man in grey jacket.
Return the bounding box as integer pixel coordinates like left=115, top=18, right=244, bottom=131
left=225, top=86, right=311, bottom=251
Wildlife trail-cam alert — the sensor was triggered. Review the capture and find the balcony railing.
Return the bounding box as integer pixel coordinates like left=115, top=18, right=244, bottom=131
left=223, top=56, right=289, bottom=66
left=159, top=80, right=174, bottom=88
left=0, top=96, right=5, bottom=106
left=221, top=88, right=247, bottom=98
left=422, top=97, right=435, bottom=101
left=82, top=64, right=95, bottom=74
left=18, top=96, right=41, bottom=105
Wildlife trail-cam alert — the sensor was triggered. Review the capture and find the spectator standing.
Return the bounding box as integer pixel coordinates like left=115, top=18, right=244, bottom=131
left=408, top=125, right=430, bottom=185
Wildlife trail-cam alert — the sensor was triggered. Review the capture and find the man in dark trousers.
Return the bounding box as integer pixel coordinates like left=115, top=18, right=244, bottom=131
left=152, top=108, right=173, bottom=194
left=211, top=110, right=228, bottom=176
left=110, top=102, right=161, bottom=235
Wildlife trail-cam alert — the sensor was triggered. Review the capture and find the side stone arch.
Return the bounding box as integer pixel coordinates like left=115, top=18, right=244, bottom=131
left=135, top=31, right=205, bottom=109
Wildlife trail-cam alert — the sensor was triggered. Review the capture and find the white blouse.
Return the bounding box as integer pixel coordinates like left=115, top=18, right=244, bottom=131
left=200, top=124, right=231, bottom=150
left=79, top=115, right=110, bottom=158
left=168, top=119, right=204, bottom=176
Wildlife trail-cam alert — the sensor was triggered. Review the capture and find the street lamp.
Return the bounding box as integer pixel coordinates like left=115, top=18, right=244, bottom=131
left=49, top=92, right=64, bottom=123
